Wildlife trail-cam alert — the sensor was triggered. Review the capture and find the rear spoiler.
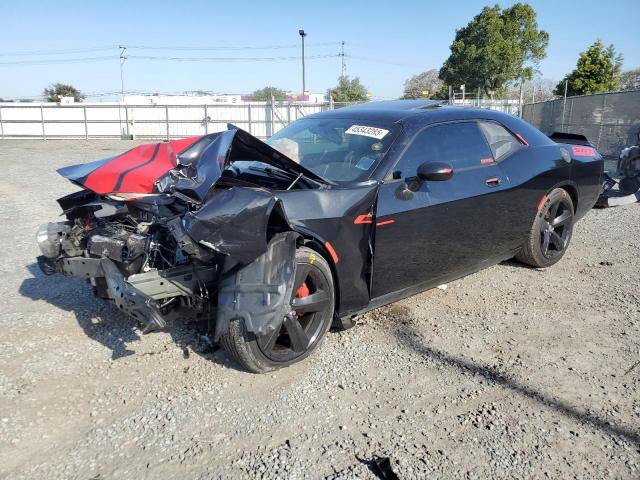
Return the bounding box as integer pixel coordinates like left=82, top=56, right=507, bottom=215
left=548, top=132, right=594, bottom=147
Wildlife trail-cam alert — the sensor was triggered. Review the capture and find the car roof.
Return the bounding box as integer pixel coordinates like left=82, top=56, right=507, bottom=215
left=305, top=100, right=440, bottom=123
left=305, top=100, right=511, bottom=124
left=303, top=100, right=553, bottom=146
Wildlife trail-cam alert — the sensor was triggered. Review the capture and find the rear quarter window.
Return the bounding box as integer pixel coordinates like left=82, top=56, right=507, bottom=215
left=479, top=121, right=522, bottom=161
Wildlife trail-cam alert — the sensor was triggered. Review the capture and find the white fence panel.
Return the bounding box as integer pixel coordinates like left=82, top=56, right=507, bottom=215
left=0, top=99, right=524, bottom=140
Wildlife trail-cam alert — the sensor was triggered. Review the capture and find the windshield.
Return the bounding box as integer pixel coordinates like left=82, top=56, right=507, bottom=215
left=266, top=117, right=399, bottom=183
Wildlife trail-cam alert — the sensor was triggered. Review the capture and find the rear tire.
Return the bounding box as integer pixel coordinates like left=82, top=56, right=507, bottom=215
left=516, top=188, right=574, bottom=268
left=219, top=246, right=335, bottom=373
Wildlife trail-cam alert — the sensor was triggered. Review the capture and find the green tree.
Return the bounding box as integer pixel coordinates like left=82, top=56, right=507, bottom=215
left=554, top=40, right=623, bottom=96
left=620, top=68, right=640, bottom=91
left=43, top=83, right=84, bottom=102
left=439, top=3, right=548, bottom=98
left=328, top=76, right=369, bottom=103
left=401, top=69, right=443, bottom=99
left=250, top=86, right=287, bottom=101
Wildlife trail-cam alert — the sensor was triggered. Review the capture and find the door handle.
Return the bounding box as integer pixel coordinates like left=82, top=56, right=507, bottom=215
left=485, top=176, right=502, bottom=187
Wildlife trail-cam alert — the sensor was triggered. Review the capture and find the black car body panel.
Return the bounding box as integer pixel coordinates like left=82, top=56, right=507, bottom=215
left=36, top=101, right=603, bottom=339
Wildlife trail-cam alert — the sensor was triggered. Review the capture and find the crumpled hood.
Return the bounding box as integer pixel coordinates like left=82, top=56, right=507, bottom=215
left=57, top=127, right=325, bottom=200
left=57, top=136, right=203, bottom=195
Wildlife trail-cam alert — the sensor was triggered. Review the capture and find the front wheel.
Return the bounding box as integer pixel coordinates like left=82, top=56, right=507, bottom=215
left=219, top=246, right=335, bottom=373
left=516, top=188, right=575, bottom=268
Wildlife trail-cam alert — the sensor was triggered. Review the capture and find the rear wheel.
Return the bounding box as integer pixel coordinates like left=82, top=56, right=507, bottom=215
left=516, top=188, right=574, bottom=268
left=220, top=246, right=335, bottom=373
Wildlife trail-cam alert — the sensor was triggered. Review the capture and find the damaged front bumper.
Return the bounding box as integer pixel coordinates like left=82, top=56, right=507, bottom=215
left=36, top=221, right=219, bottom=333
left=38, top=253, right=218, bottom=333
left=35, top=199, right=301, bottom=340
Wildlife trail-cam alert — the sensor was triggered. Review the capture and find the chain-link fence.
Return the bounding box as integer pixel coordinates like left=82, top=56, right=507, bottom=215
left=522, top=90, right=640, bottom=158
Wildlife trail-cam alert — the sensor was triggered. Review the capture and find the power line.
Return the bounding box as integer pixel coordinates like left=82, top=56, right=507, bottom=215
left=128, top=53, right=339, bottom=62
left=0, top=46, right=118, bottom=56
left=0, top=55, right=119, bottom=66
left=0, top=53, right=340, bottom=66
left=126, top=42, right=340, bottom=51
left=0, top=42, right=342, bottom=57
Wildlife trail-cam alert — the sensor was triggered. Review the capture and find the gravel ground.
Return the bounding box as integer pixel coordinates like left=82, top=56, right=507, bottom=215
left=0, top=140, right=638, bottom=479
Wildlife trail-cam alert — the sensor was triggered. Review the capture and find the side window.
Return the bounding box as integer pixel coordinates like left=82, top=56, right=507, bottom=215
left=392, top=122, right=493, bottom=178
left=479, top=121, right=521, bottom=161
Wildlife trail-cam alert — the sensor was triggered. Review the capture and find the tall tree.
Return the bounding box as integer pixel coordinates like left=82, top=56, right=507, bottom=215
left=554, top=40, right=623, bottom=96
left=401, top=69, right=443, bottom=99
left=620, top=68, right=640, bottom=91
left=43, top=83, right=84, bottom=102
left=250, top=86, right=287, bottom=101
left=439, top=3, right=549, bottom=98
left=328, top=76, right=368, bottom=103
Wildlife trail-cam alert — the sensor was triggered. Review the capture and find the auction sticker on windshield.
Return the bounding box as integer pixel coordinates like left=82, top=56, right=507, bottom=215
left=345, top=125, right=389, bottom=140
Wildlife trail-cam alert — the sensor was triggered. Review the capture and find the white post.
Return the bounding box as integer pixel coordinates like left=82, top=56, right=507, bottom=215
left=40, top=106, right=45, bottom=140
left=83, top=105, right=88, bottom=140
left=519, top=79, right=524, bottom=118
left=561, top=79, right=568, bottom=131
left=165, top=104, right=170, bottom=140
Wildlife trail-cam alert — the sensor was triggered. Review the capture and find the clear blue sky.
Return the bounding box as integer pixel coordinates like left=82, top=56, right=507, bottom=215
left=1, top=0, right=638, bottom=99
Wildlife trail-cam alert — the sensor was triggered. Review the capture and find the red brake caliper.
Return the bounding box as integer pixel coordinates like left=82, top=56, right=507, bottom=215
left=295, top=282, right=310, bottom=317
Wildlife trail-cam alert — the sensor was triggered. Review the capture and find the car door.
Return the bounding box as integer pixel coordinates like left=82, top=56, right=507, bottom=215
left=371, top=120, right=510, bottom=298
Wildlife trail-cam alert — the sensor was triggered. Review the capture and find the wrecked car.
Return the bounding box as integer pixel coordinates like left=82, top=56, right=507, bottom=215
left=36, top=100, right=604, bottom=373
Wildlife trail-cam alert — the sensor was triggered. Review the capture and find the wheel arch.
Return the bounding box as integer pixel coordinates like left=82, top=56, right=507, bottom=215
left=266, top=205, right=343, bottom=327
left=559, top=183, right=578, bottom=212
left=544, top=181, right=578, bottom=213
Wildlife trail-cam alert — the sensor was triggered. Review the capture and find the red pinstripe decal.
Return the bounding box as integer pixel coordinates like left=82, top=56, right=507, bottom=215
left=376, top=220, right=395, bottom=226
left=354, top=213, right=374, bottom=224
left=515, top=133, right=529, bottom=146
left=324, top=241, right=339, bottom=264
left=537, top=194, right=548, bottom=210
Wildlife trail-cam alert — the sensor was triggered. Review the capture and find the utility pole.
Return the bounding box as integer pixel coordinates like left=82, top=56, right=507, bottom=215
left=340, top=41, right=346, bottom=77
left=118, top=45, right=128, bottom=137
left=119, top=46, right=127, bottom=102
left=299, top=30, right=306, bottom=94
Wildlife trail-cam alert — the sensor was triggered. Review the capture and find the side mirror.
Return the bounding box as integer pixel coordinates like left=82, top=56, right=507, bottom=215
left=417, top=162, right=454, bottom=181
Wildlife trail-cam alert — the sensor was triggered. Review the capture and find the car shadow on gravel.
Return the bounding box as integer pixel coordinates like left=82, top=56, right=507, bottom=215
left=499, top=259, right=535, bottom=269
left=20, top=263, right=143, bottom=359
left=19, top=263, right=230, bottom=365
left=392, top=320, right=640, bottom=447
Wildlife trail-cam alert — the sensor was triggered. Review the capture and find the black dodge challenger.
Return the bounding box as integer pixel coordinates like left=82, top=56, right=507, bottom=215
left=36, top=100, right=603, bottom=372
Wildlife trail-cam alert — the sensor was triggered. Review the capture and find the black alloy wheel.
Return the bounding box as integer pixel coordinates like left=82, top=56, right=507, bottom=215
left=220, top=246, right=335, bottom=373
left=256, top=255, right=333, bottom=363
left=539, top=196, right=573, bottom=259
left=516, top=188, right=575, bottom=268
